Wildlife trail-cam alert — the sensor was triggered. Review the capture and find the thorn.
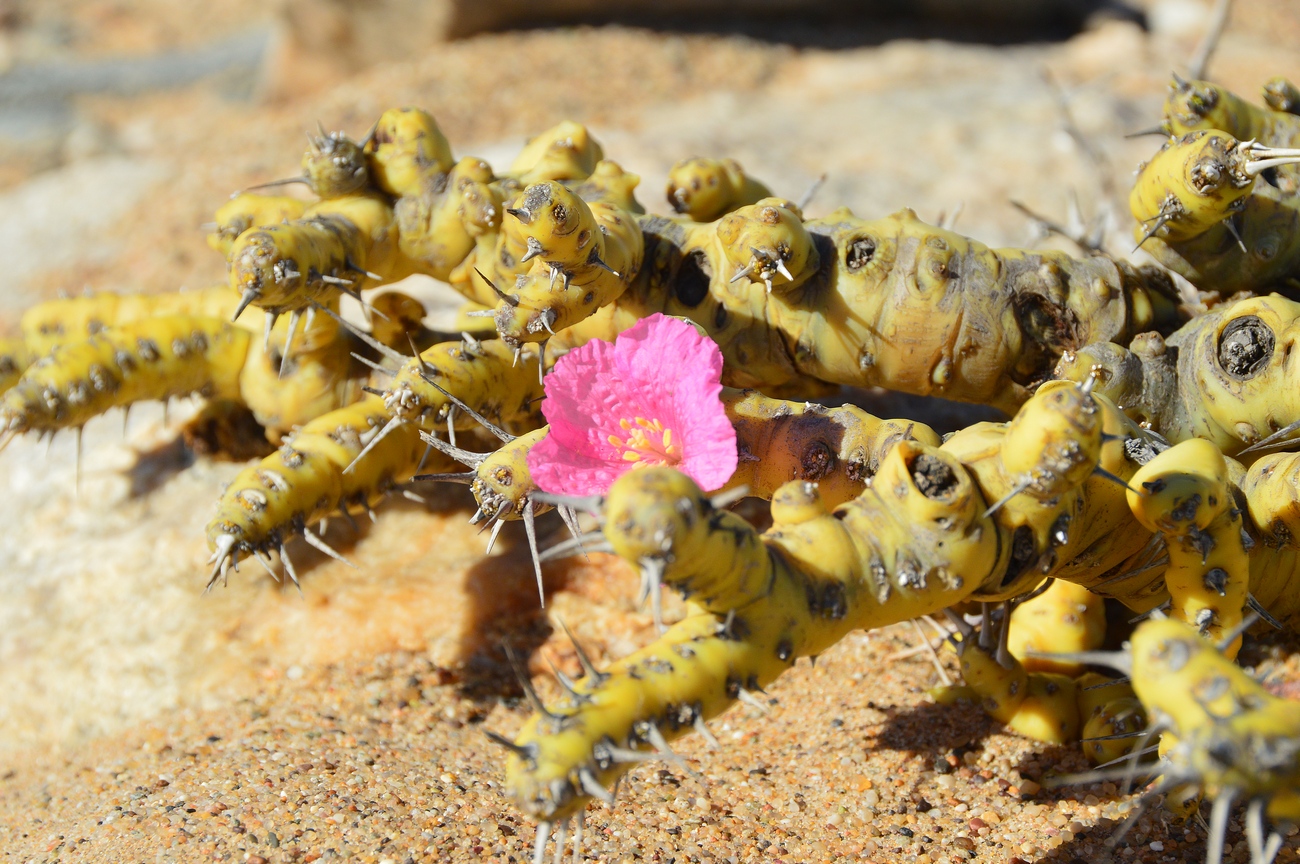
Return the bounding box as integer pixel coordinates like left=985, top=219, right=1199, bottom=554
left=310, top=301, right=407, bottom=364
left=577, top=766, right=614, bottom=804
left=556, top=506, right=586, bottom=552
left=418, top=428, right=488, bottom=465
left=474, top=267, right=519, bottom=307
left=242, top=177, right=310, bottom=193
left=1025, top=647, right=1132, bottom=677
left=530, top=491, right=604, bottom=517
left=252, top=548, right=281, bottom=582
left=1245, top=594, right=1284, bottom=630
left=343, top=415, right=404, bottom=473
left=337, top=504, right=360, bottom=534
left=638, top=558, right=667, bottom=634
left=558, top=619, right=609, bottom=686
left=520, top=236, right=546, bottom=264
left=775, top=258, right=794, bottom=282
left=351, top=352, right=396, bottom=376
left=983, top=477, right=1033, bottom=519
left=1223, top=214, right=1248, bottom=254
left=261, top=310, right=275, bottom=356
left=594, top=740, right=654, bottom=765
left=523, top=502, right=546, bottom=607
left=300, top=528, right=356, bottom=568
left=552, top=820, right=567, bottom=864
left=1093, top=467, right=1144, bottom=496
left=205, top=535, right=238, bottom=591
left=411, top=470, right=475, bottom=485
left=796, top=173, right=826, bottom=211
left=279, top=309, right=302, bottom=379
left=1133, top=214, right=1172, bottom=251
left=538, top=531, right=613, bottom=563
left=485, top=517, right=507, bottom=555
left=587, top=249, right=619, bottom=277
left=533, top=821, right=551, bottom=864
left=1123, top=125, right=1168, bottom=139
left=1206, top=787, right=1239, bottom=864
left=736, top=687, right=769, bottom=713
left=693, top=715, right=720, bottom=748
left=645, top=723, right=703, bottom=782
left=233, top=288, right=260, bottom=323
left=729, top=262, right=756, bottom=284
left=542, top=650, right=588, bottom=702
left=280, top=543, right=304, bottom=595
left=415, top=372, right=514, bottom=443
left=1236, top=417, right=1300, bottom=455
left=484, top=729, right=536, bottom=760
left=503, top=642, right=558, bottom=721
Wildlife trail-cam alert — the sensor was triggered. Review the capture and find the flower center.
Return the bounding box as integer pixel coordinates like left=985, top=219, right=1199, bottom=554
left=608, top=416, right=681, bottom=466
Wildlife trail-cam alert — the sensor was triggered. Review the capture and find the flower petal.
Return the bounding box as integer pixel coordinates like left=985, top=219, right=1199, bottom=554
left=527, top=430, right=627, bottom=496
left=530, top=313, right=739, bottom=494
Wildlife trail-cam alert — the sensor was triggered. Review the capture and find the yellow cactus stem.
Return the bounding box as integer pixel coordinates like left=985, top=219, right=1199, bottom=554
left=1006, top=580, right=1106, bottom=676
left=0, top=315, right=249, bottom=445
left=204, top=395, right=453, bottom=588
left=206, top=193, right=309, bottom=257
left=0, top=336, right=33, bottom=396
left=300, top=125, right=372, bottom=198
left=1127, top=618, right=1300, bottom=854
left=1130, top=131, right=1261, bottom=246
left=487, top=182, right=644, bottom=347
left=665, top=156, right=773, bottom=222
left=716, top=198, right=817, bottom=294
left=362, top=334, right=543, bottom=457
left=445, top=386, right=941, bottom=532
left=503, top=445, right=1001, bottom=825
left=721, top=388, right=941, bottom=508
left=567, top=161, right=645, bottom=215
left=506, top=120, right=604, bottom=186
left=945, top=379, right=1111, bottom=600
left=630, top=206, right=1178, bottom=412
left=1075, top=673, right=1147, bottom=766
left=1163, top=74, right=1300, bottom=157
left=1237, top=452, right=1300, bottom=633
left=364, top=291, right=437, bottom=354
left=235, top=309, right=365, bottom=441
left=1055, top=295, right=1300, bottom=459
left=1126, top=438, right=1250, bottom=656
left=227, top=192, right=407, bottom=321
left=1262, top=76, right=1300, bottom=117
left=942, top=606, right=1079, bottom=744
left=396, top=157, right=505, bottom=285
left=363, top=107, right=455, bottom=199
left=18, top=285, right=259, bottom=358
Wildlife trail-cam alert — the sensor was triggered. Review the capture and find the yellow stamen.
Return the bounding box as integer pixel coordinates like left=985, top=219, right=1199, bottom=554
left=607, top=416, right=681, bottom=468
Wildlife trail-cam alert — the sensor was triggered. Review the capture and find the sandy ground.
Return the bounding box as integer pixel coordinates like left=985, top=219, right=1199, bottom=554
left=1, top=2, right=1300, bottom=862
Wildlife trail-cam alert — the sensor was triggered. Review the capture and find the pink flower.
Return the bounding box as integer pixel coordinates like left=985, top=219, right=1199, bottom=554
left=527, top=314, right=738, bottom=496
